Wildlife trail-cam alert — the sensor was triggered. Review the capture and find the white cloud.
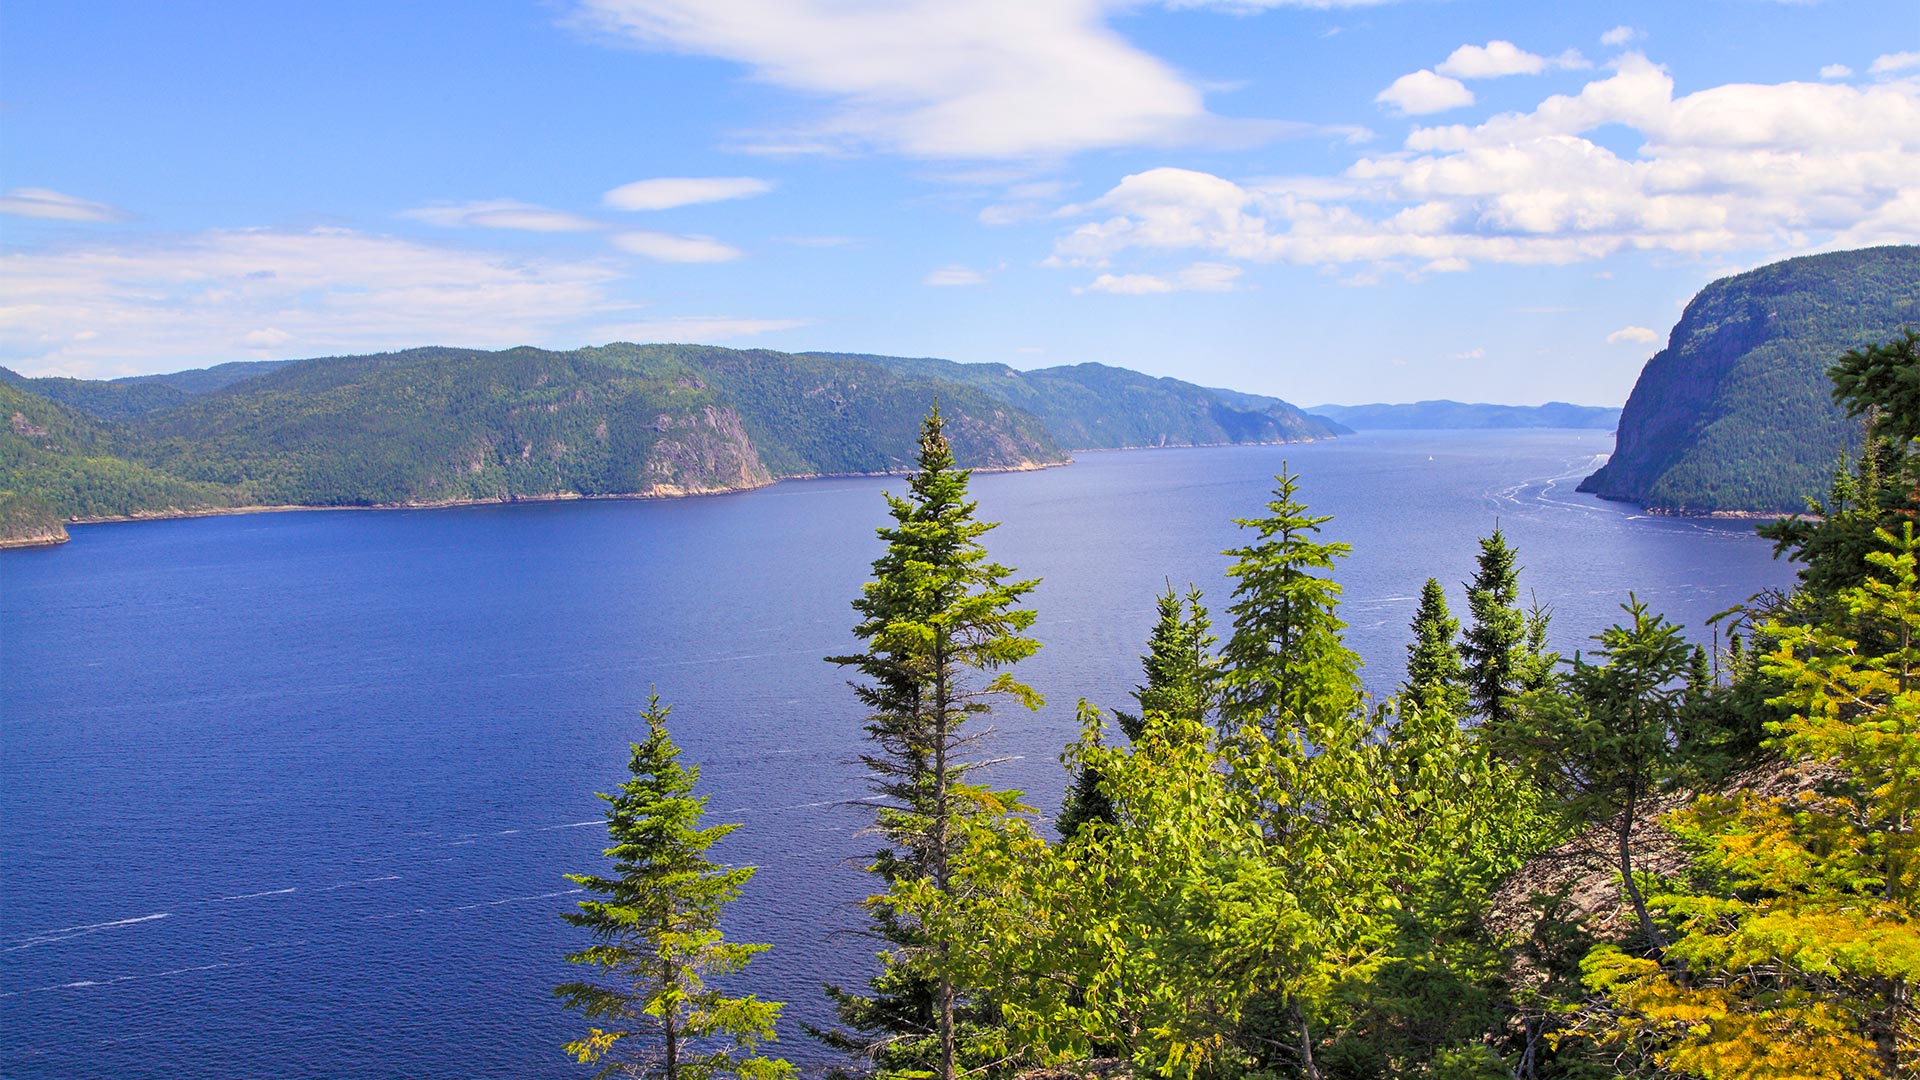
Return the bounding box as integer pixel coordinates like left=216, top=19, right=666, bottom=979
left=611, top=231, right=744, bottom=262
left=1436, top=41, right=1546, bottom=79
left=1051, top=59, right=1920, bottom=276
left=0, top=227, right=635, bottom=378
left=1871, top=51, right=1920, bottom=76
left=592, top=315, right=809, bottom=342
left=1376, top=70, right=1475, bottom=115
left=569, top=0, right=1286, bottom=158
left=1820, top=64, right=1854, bottom=79
left=1607, top=325, right=1660, bottom=345
left=0, top=188, right=128, bottom=222
left=1446, top=347, right=1485, bottom=360
left=1077, top=262, right=1242, bottom=294
left=601, top=177, right=775, bottom=210
left=401, top=199, right=601, bottom=232
left=924, top=265, right=987, bottom=286
left=1600, top=26, right=1640, bottom=47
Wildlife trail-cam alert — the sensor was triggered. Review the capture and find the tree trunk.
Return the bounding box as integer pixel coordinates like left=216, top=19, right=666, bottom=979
left=933, top=630, right=956, bottom=1080
left=1618, top=789, right=1667, bottom=952
left=663, top=956, right=679, bottom=1080
left=1295, top=1002, right=1321, bottom=1080
left=1516, top=1013, right=1539, bottom=1079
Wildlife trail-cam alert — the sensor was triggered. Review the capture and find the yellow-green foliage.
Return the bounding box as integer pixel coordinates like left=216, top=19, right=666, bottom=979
left=910, top=705, right=1395, bottom=1079
left=1582, top=524, right=1920, bottom=1078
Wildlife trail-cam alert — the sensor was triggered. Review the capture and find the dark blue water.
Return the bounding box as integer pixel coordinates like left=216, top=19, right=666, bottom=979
left=1, top=431, right=1796, bottom=1079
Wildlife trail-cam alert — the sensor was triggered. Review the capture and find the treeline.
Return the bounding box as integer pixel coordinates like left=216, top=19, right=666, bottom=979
left=558, top=337, right=1919, bottom=1080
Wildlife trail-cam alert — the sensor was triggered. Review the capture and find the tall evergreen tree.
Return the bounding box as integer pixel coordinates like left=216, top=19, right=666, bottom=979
left=1460, top=528, right=1537, bottom=728
left=1403, top=577, right=1467, bottom=717
left=1217, top=468, right=1362, bottom=735
left=1213, top=470, right=1389, bottom=1078
left=819, top=407, right=1042, bottom=1080
left=555, top=693, right=792, bottom=1080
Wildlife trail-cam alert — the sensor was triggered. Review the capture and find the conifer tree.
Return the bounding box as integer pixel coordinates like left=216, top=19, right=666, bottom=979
left=1217, top=468, right=1361, bottom=735
left=1115, top=583, right=1216, bottom=741
left=1520, top=595, right=1559, bottom=694
left=819, top=406, right=1041, bottom=1080
left=1461, top=528, right=1539, bottom=727
left=1061, top=584, right=1215, bottom=840
left=1404, top=577, right=1467, bottom=717
left=555, top=693, right=792, bottom=1080
left=1213, top=470, right=1390, bottom=1077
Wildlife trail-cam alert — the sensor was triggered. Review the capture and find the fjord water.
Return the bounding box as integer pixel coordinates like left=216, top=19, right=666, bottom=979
left=2, top=431, right=1794, bottom=1079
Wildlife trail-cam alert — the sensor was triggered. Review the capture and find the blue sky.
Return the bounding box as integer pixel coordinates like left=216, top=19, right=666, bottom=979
left=3, top=1, right=1915, bottom=405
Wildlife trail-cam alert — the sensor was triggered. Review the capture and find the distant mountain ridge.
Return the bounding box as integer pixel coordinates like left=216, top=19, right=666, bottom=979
left=1307, top=400, right=1620, bottom=431
left=806, top=353, right=1342, bottom=448
left=1, top=343, right=1334, bottom=546
left=1580, top=245, right=1920, bottom=514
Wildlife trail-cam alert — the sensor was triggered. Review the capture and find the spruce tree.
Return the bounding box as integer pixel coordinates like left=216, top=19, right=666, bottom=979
left=1403, top=577, right=1467, bottom=717
left=819, top=406, right=1041, bottom=1080
left=1061, top=584, right=1215, bottom=840
left=1217, top=468, right=1361, bottom=735
left=1461, top=528, right=1532, bottom=727
left=1214, top=469, right=1383, bottom=1076
left=555, top=693, right=792, bottom=1080
left=1116, top=583, right=1216, bottom=741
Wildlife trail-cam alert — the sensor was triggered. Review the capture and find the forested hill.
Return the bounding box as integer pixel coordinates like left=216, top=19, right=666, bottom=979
left=0, top=343, right=1333, bottom=546
left=806, top=352, right=1343, bottom=448
left=1579, top=245, right=1920, bottom=513
left=1306, top=400, right=1620, bottom=430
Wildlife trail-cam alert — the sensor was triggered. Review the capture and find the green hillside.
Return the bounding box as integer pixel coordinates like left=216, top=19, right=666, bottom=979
left=124, top=344, right=1065, bottom=507
left=0, top=344, right=1081, bottom=544
left=807, top=353, right=1341, bottom=448
left=0, top=382, right=238, bottom=544
left=1579, top=245, right=1920, bottom=513
left=0, top=367, right=193, bottom=421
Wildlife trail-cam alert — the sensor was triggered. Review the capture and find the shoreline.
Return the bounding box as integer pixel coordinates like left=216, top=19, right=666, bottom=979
left=0, top=457, right=1073, bottom=550
left=1645, top=507, right=1794, bottom=521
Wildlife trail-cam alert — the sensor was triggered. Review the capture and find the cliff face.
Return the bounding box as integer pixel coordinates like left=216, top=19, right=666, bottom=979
left=643, top=406, right=773, bottom=494
left=1579, top=246, right=1920, bottom=513
left=0, top=493, right=68, bottom=547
